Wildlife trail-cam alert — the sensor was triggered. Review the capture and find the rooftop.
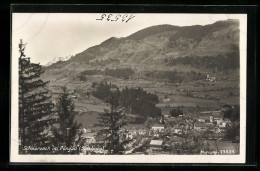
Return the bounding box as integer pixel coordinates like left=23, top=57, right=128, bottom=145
left=150, top=140, right=163, bottom=146
left=194, top=122, right=210, bottom=127
left=152, top=124, right=164, bottom=128
left=82, top=132, right=96, bottom=138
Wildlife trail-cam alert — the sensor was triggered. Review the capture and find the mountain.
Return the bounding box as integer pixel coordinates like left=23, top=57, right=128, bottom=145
left=45, top=56, right=72, bottom=66
left=47, top=19, right=239, bottom=72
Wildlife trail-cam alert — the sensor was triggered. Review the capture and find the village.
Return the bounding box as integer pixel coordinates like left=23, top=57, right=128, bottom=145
left=76, top=107, right=239, bottom=155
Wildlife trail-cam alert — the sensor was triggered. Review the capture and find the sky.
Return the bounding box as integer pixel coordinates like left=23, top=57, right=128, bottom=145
left=12, top=13, right=244, bottom=65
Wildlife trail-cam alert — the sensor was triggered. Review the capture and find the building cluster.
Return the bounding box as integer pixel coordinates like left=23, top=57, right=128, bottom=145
left=206, top=74, right=217, bottom=82
left=76, top=110, right=238, bottom=155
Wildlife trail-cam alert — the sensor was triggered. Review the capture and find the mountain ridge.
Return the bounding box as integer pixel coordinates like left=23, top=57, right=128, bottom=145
left=47, top=19, right=239, bottom=71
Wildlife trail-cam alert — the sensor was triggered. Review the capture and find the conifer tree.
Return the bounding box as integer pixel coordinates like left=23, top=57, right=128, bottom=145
left=19, top=39, right=54, bottom=154
left=96, top=92, right=130, bottom=154
left=52, top=87, right=83, bottom=154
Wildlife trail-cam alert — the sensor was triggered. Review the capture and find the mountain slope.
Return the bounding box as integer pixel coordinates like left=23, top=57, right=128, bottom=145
left=47, top=19, right=239, bottom=72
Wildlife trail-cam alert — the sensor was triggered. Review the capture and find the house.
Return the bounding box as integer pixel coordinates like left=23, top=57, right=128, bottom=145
left=174, top=126, right=182, bottom=134
left=151, top=125, right=164, bottom=132
left=185, top=118, right=193, bottom=123
left=212, top=111, right=222, bottom=116
left=197, top=115, right=214, bottom=123
left=215, top=118, right=223, bottom=125
left=194, top=122, right=209, bottom=131
left=208, top=126, right=221, bottom=134
left=163, top=98, right=171, bottom=102
left=41, top=126, right=55, bottom=139
left=139, top=138, right=150, bottom=146
left=138, top=129, right=148, bottom=135
left=82, top=132, right=96, bottom=144
left=166, top=117, right=177, bottom=122
left=210, top=77, right=216, bottom=82
left=219, top=127, right=226, bottom=133
left=125, top=132, right=134, bottom=139
left=205, top=119, right=211, bottom=124
left=208, top=126, right=216, bottom=133
left=218, top=122, right=227, bottom=128
left=200, top=111, right=212, bottom=115
left=95, top=135, right=107, bottom=144
left=185, top=124, right=192, bottom=130
left=149, top=140, right=164, bottom=153
left=198, top=118, right=206, bottom=123
left=215, top=127, right=221, bottom=133
left=164, top=114, right=170, bottom=118
left=206, top=75, right=217, bottom=82
left=81, top=128, right=92, bottom=133
left=207, top=133, right=225, bottom=140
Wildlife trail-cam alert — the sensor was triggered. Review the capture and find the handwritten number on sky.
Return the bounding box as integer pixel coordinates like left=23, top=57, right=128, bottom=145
left=96, top=14, right=135, bottom=23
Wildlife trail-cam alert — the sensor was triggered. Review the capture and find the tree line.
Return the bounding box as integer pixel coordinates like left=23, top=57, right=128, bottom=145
left=89, top=58, right=120, bottom=67
left=169, top=107, right=184, bottom=117
left=104, top=68, right=134, bottom=79
left=145, top=70, right=206, bottom=83
left=92, top=82, right=161, bottom=119
left=165, top=51, right=239, bottom=71
left=78, top=68, right=134, bottom=81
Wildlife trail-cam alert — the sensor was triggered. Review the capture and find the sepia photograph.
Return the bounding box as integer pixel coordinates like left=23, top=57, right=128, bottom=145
left=11, top=13, right=247, bottom=163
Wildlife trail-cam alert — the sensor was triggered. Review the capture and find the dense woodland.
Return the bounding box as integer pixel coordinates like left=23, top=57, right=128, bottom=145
left=104, top=68, right=134, bottom=79
left=79, top=68, right=134, bottom=81
left=169, top=107, right=184, bottom=117
left=165, top=51, right=239, bottom=71
left=223, top=105, right=240, bottom=122
left=90, top=58, right=120, bottom=67
left=169, top=20, right=238, bottom=43
left=92, top=82, right=161, bottom=118
left=145, top=70, right=206, bottom=83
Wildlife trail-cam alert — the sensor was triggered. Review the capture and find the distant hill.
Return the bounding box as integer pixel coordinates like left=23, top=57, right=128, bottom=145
left=46, top=19, right=240, bottom=74
left=126, top=24, right=180, bottom=40
left=45, top=56, right=72, bottom=66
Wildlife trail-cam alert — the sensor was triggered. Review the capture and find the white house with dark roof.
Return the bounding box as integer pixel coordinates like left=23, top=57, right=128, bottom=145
left=149, top=140, right=164, bottom=153
left=150, top=140, right=163, bottom=146
left=151, top=125, right=164, bottom=132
